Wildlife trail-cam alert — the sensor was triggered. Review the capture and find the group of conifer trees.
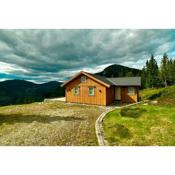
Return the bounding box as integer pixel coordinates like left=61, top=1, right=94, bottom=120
left=141, top=53, right=175, bottom=88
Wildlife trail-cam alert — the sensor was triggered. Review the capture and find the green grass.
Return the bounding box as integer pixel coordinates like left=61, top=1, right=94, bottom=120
left=103, top=104, right=175, bottom=146
left=0, top=101, right=105, bottom=146
left=103, top=85, right=175, bottom=146
left=140, top=85, right=175, bottom=106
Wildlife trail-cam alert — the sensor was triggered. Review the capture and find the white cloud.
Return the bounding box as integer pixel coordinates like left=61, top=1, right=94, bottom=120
left=0, top=29, right=174, bottom=82
left=81, top=63, right=113, bottom=73
left=0, top=78, right=8, bottom=82
left=0, top=61, right=29, bottom=74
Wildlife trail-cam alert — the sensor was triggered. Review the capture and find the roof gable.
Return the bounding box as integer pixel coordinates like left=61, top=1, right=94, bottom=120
left=61, top=71, right=111, bottom=87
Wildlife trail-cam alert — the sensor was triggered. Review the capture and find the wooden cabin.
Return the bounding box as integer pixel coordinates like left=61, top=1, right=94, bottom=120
left=61, top=71, right=141, bottom=106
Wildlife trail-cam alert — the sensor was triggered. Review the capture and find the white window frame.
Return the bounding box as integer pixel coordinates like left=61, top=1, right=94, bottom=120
left=81, top=76, right=86, bottom=83
left=128, top=87, right=135, bottom=95
left=88, top=86, right=95, bottom=96
left=74, top=86, right=79, bottom=96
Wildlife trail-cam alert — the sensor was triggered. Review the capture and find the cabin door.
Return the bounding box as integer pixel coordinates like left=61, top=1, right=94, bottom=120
left=115, top=87, right=121, bottom=100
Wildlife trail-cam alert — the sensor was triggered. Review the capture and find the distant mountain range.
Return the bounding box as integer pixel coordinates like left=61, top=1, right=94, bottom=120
left=0, top=64, right=141, bottom=106
left=0, top=80, right=64, bottom=106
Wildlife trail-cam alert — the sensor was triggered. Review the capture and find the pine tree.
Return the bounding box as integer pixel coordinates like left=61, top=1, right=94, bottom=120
left=160, top=53, right=169, bottom=87
left=173, top=60, right=175, bottom=84
left=150, top=54, right=160, bottom=87
left=141, top=66, right=147, bottom=88
left=144, top=54, right=160, bottom=88
left=142, top=53, right=175, bottom=89
left=145, top=60, right=150, bottom=88
left=166, top=58, right=175, bottom=85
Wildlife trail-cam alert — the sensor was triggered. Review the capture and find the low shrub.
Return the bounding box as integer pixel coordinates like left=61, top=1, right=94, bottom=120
left=148, top=91, right=162, bottom=100
left=120, top=107, right=146, bottom=118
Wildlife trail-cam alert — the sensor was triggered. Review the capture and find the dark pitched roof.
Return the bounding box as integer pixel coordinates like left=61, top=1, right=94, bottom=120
left=61, top=71, right=141, bottom=87
left=106, top=77, right=141, bottom=86
left=87, top=73, right=114, bottom=86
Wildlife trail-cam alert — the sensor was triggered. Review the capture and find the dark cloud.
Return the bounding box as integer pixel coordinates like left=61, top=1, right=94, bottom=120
left=0, top=29, right=175, bottom=83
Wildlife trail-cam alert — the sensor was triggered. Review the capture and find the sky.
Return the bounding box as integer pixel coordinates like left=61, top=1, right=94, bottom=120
left=0, top=29, right=175, bottom=83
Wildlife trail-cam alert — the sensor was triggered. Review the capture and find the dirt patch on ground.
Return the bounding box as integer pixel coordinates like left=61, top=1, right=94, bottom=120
left=0, top=101, right=105, bottom=146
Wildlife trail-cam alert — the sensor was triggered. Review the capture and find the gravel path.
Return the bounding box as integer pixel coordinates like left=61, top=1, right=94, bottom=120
left=95, top=107, right=116, bottom=146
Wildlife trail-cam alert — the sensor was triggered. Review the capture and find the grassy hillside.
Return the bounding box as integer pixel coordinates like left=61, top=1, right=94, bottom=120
left=103, top=86, right=175, bottom=146
left=140, top=85, right=175, bottom=105
left=103, top=104, right=175, bottom=146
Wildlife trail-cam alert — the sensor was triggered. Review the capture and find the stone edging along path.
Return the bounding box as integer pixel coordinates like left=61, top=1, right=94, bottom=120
left=95, top=101, right=145, bottom=146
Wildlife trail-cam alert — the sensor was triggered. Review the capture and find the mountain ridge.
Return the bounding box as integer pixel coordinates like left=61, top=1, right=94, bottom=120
left=0, top=80, right=64, bottom=106
left=95, top=64, right=141, bottom=77
left=0, top=64, right=141, bottom=106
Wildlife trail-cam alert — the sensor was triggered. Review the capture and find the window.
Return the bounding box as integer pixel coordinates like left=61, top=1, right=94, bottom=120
left=74, top=86, right=79, bottom=95
left=88, top=86, right=95, bottom=96
left=81, top=76, right=86, bottom=83
left=128, top=87, right=135, bottom=95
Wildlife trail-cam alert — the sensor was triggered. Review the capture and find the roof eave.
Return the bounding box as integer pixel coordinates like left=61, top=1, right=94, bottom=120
left=113, top=84, right=141, bottom=86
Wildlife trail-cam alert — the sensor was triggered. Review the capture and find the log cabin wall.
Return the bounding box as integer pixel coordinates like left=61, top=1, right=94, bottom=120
left=65, top=75, right=107, bottom=105
left=106, top=86, right=115, bottom=105
left=121, top=86, right=139, bottom=103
